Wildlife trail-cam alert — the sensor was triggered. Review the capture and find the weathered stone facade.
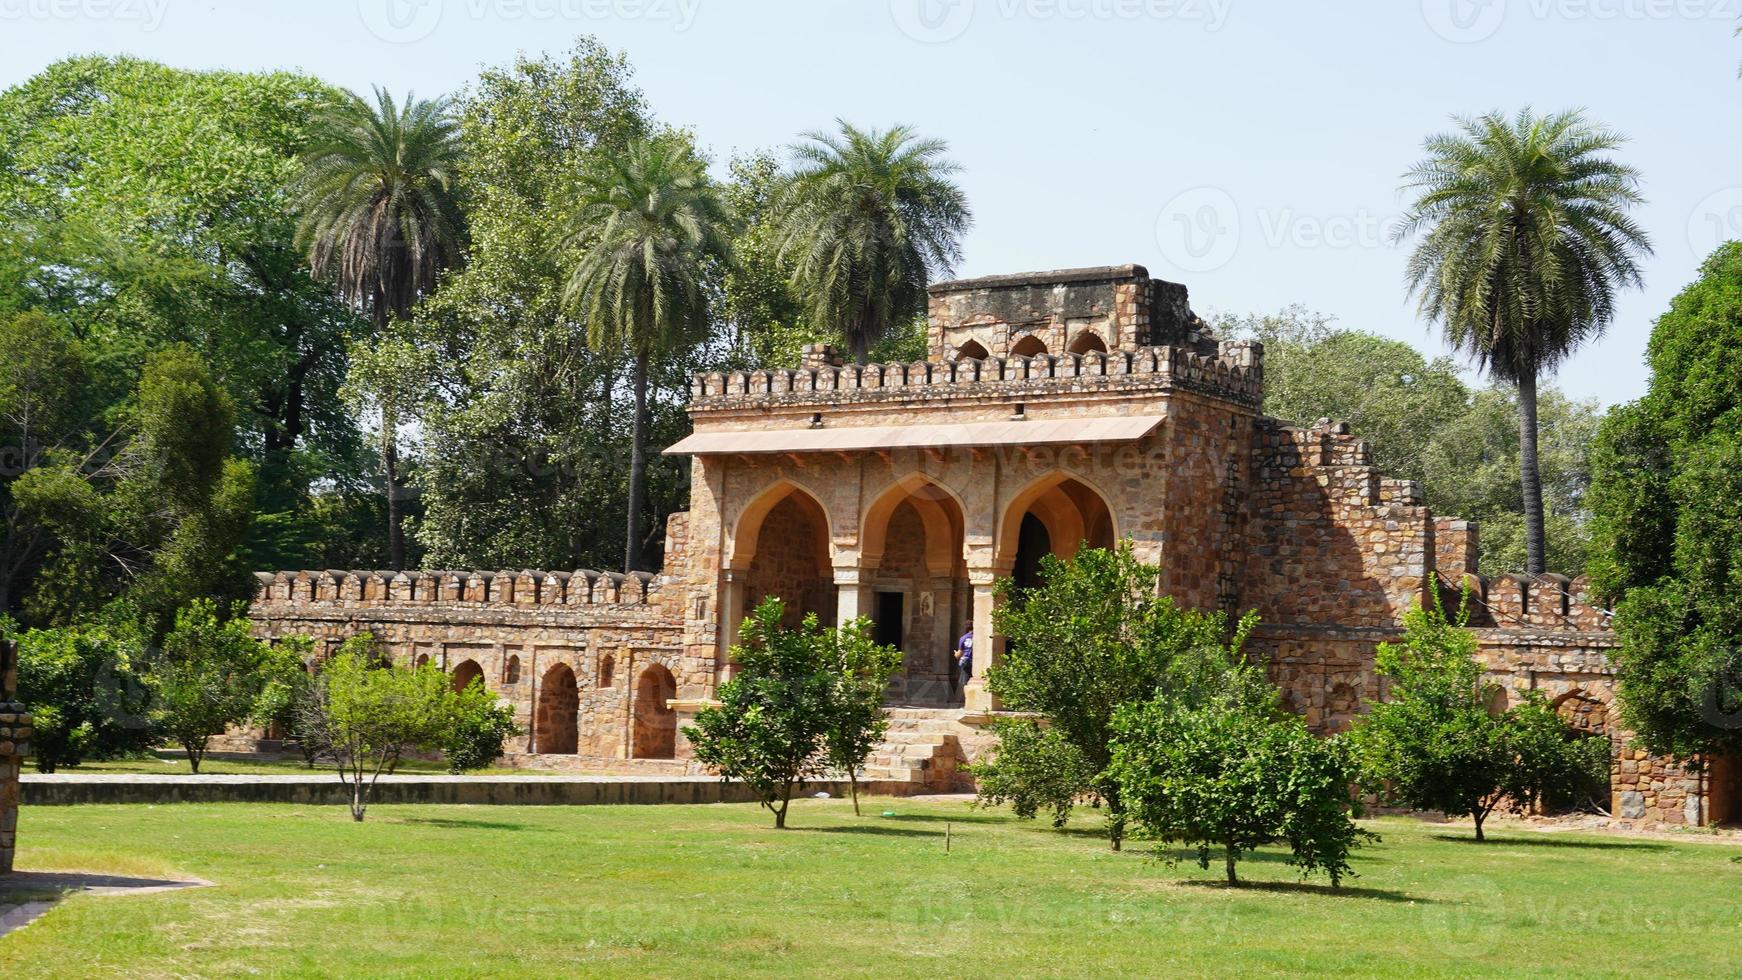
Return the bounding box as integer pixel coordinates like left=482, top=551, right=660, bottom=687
left=0, top=637, right=29, bottom=872
left=249, top=263, right=1728, bottom=825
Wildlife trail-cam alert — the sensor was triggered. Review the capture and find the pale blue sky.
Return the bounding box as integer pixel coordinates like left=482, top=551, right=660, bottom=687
left=5, top=0, right=1739, bottom=404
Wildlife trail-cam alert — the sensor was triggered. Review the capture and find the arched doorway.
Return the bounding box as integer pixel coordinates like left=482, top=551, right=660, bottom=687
left=633, top=664, right=677, bottom=759
left=1548, top=690, right=1613, bottom=814
left=955, top=340, right=989, bottom=361
left=1010, top=335, right=1048, bottom=358
left=1068, top=331, right=1108, bottom=355
left=861, top=476, right=969, bottom=705
left=535, top=663, right=578, bottom=754
left=999, top=473, right=1117, bottom=573
left=451, top=659, right=484, bottom=694
left=733, top=483, right=835, bottom=630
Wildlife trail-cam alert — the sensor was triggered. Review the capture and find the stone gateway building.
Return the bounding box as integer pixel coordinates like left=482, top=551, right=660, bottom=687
left=250, top=264, right=1732, bottom=827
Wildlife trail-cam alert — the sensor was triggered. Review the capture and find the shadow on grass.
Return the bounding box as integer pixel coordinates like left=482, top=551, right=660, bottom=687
left=878, top=812, right=1008, bottom=826
left=1430, top=833, right=1667, bottom=851
left=396, top=817, right=539, bottom=832
left=793, top=825, right=946, bottom=838
left=1178, top=879, right=1427, bottom=903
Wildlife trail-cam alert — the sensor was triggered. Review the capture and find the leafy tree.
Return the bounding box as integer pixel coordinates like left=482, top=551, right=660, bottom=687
left=1588, top=242, right=1742, bottom=762
left=718, top=151, right=821, bottom=368
left=552, top=136, right=733, bottom=571
left=148, top=599, right=305, bottom=772
left=1394, top=109, right=1651, bottom=574
left=0, top=56, right=369, bottom=547
left=774, top=121, right=970, bottom=363
left=1110, top=663, right=1370, bottom=886
left=820, top=619, right=903, bottom=815
left=1349, top=595, right=1603, bottom=839
left=971, top=719, right=1095, bottom=829
left=294, top=87, right=464, bottom=568
left=8, top=616, right=152, bottom=771
left=982, top=544, right=1256, bottom=850
left=296, top=636, right=451, bottom=821
left=685, top=598, right=842, bottom=829
left=439, top=672, right=521, bottom=773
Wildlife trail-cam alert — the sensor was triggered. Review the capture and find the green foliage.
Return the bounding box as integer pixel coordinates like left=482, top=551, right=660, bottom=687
left=718, top=151, right=821, bottom=368
left=1394, top=108, right=1651, bottom=573
left=297, top=636, right=455, bottom=820
left=1588, top=242, right=1742, bottom=761
left=1110, top=663, right=1370, bottom=886
left=773, top=121, right=970, bottom=362
left=9, top=616, right=152, bottom=771
left=971, top=719, right=1095, bottom=829
left=1349, top=595, right=1600, bottom=839
left=983, top=544, right=1256, bottom=849
left=686, top=598, right=862, bottom=828
left=148, top=599, right=303, bottom=772
left=439, top=674, right=521, bottom=774
left=819, top=617, right=903, bottom=815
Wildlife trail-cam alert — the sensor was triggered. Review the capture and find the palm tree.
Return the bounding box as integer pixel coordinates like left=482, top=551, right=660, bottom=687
left=293, top=87, right=464, bottom=569
left=1393, top=109, right=1650, bottom=574
left=774, top=121, right=971, bottom=363
left=553, top=137, right=733, bottom=572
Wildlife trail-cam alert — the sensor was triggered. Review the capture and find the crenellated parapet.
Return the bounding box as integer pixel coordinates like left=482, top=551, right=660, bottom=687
left=1436, top=571, right=1612, bottom=633
left=688, top=343, right=1264, bottom=413
left=252, top=568, right=659, bottom=610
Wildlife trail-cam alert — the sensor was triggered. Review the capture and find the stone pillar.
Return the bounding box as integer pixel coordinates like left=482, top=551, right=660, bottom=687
left=963, top=568, right=1002, bottom=712
left=0, top=638, right=28, bottom=874
left=717, top=568, right=745, bottom=681
left=834, top=565, right=872, bottom=626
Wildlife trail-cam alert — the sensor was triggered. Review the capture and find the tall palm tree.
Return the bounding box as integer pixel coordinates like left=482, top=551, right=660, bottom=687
left=1393, top=109, right=1650, bottom=574
left=774, top=121, right=970, bottom=363
left=293, top=87, right=464, bottom=569
left=554, top=137, right=733, bottom=572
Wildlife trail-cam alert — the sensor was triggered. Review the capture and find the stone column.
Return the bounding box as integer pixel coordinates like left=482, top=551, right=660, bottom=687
left=0, top=638, right=28, bottom=874
left=834, top=565, right=872, bottom=625
left=717, top=568, right=745, bottom=682
left=962, top=565, right=1006, bottom=712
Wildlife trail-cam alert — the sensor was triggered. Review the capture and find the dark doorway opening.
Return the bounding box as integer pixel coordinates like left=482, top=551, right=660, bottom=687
left=875, top=591, right=905, bottom=651
left=1014, top=513, right=1052, bottom=595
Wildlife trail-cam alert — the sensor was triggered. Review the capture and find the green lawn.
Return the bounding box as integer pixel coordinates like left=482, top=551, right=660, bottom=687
left=52, top=754, right=542, bottom=777
left=4, top=800, right=1739, bottom=977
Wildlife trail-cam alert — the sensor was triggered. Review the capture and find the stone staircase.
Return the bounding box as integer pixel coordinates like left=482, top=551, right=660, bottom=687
left=859, top=707, right=973, bottom=793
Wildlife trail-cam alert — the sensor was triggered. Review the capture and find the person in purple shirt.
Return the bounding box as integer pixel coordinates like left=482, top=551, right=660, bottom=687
left=954, top=627, right=974, bottom=692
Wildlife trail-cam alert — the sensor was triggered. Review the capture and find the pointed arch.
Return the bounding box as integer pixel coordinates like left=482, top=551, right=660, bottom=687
left=728, top=479, right=833, bottom=571
left=633, top=663, right=678, bottom=759
left=1010, top=334, right=1048, bottom=359
left=732, top=478, right=835, bottom=628
left=535, top=663, right=578, bottom=754
left=995, top=471, right=1118, bottom=566
left=1068, top=331, right=1109, bottom=355
left=861, top=474, right=966, bottom=576
left=450, top=659, right=484, bottom=693
left=955, top=340, right=989, bottom=361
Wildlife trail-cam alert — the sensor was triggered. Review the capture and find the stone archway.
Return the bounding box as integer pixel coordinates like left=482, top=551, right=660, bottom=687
left=633, top=664, right=677, bottom=759
left=860, top=475, right=970, bottom=705
left=997, top=472, right=1117, bottom=570
left=535, top=663, right=578, bottom=755
left=451, top=659, right=484, bottom=693
left=1068, top=330, right=1108, bottom=355
left=732, top=482, right=835, bottom=630
left=1011, top=334, right=1048, bottom=358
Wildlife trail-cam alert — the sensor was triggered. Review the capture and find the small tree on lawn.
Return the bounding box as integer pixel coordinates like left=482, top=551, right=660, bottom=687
left=973, top=719, right=1095, bottom=829
left=149, top=600, right=306, bottom=773
left=1349, top=594, right=1605, bottom=840
left=298, top=635, right=451, bottom=821
left=686, top=597, right=842, bottom=829
left=979, top=543, right=1254, bottom=850
left=1110, top=662, right=1371, bottom=887
left=821, top=618, right=903, bottom=815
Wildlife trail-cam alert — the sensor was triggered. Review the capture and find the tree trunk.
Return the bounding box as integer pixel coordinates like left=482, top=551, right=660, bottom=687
left=775, top=782, right=792, bottom=829
left=1225, top=843, right=1239, bottom=884
left=184, top=740, right=204, bottom=774
left=849, top=769, right=861, bottom=816
left=383, top=402, right=403, bottom=569
left=1106, top=784, right=1125, bottom=852
left=1473, top=809, right=1487, bottom=842
left=1517, top=368, right=1546, bottom=575
left=624, top=352, right=649, bottom=573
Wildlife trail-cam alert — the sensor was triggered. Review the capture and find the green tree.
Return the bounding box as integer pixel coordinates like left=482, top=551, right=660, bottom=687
left=685, top=598, right=843, bottom=829
left=971, top=719, right=1095, bottom=829
left=8, top=616, right=152, bottom=771
left=293, top=87, right=464, bottom=568
left=1588, top=243, right=1742, bottom=762
left=982, top=544, right=1256, bottom=850
left=774, top=121, right=970, bottom=363
left=820, top=619, right=903, bottom=816
left=1110, top=664, right=1370, bottom=886
left=439, top=672, right=521, bottom=773
left=1349, top=595, right=1603, bottom=839
left=1394, top=109, right=1651, bottom=574
left=148, top=599, right=304, bottom=772
left=718, top=151, right=821, bottom=368
left=296, top=635, right=451, bottom=821
left=552, top=136, right=732, bottom=571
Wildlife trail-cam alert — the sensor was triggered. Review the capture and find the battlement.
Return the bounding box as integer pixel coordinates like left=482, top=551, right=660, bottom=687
left=253, top=569, right=658, bottom=610
left=1437, top=571, right=1611, bottom=632
left=688, top=342, right=1264, bottom=413
left=1253, top=417, right=1424, bottom=509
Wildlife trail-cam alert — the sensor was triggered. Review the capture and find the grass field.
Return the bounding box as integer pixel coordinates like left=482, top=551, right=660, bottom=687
left=4, top=799, right=1740, bottom=977
left=58, top=754, right=537, bottom=777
